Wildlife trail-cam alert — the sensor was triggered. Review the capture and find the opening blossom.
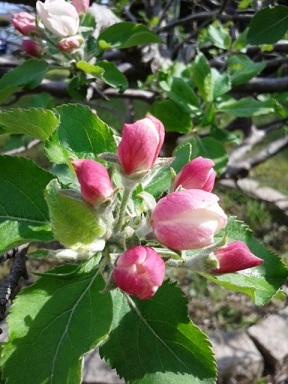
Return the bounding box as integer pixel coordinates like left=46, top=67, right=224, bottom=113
left=36, top=0, right=79, bottom=37
left=11, top=12, right=36, bottom=36
left=117, top=115, right=165, bottom=176
left=212, top=241, right=263, bottom=274
left=57, top=36, right=81, bottom=52
left=150, top=189, right=227, bottom=250
left=113, top=246, right=165, bottom=300
left=174, top=156, right=216, bottom=192
left=72, top=159, right=113, bottom=206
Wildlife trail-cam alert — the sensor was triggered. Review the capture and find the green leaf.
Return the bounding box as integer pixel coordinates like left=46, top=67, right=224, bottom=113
left=210, top=68, right=231, bottom=99
left=188, top=137, right=228, bottom=175
left=228, top=55, right=266, bottom=85
left=218, top=97, right=275, bottom=117
left=100, top=281, right=216, bottom=384
left=143, top=166, right=171, bottom=198
left=192, top=53, right=211, bottom=101
left=2, top=258, right=113, bottom=384
left=202, top=217, right=288, bottom=305
left=0, top=156, right=54, bottom=253
left=45, top=179, right=106, bottom=249
left=98, top=22, right=163, bottom=49
left=207, top=24, right=231, bottom=50
left=0, top=108, right=60, bottom=141
left=160, top=77, right=199, bottom=113
left=45, top=104, right=117, bottom=164
left=151, top=100, right=192, bottom=133
left=210, top=126, right=241, bottom=145
left=247, top=6, right=288, bottom=45
left=0, top=59, right=49, bottom=103
left=171, top=142, right=193, bottom=173
left=97, top=61, right=128, bottom=93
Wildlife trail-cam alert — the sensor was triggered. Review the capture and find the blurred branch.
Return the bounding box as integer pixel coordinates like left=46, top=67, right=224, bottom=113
left=0, top=244, right=29, bottom=322
left=2, top=139, right=41, bottom=155
left=232, top=77, right=288, bottom=94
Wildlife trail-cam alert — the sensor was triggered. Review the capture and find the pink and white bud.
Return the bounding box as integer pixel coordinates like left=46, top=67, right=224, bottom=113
left=36, top=0, right=79, bottom=37
left=72, top=159, right=113, bottom=206
left=22, top=39, right=42, bottom=57
left=11, top=12, right=36, bottom=36
left=71, top=0, right=90, bottom=14
left=57, top=36, right=81, bottom=52
left=117, top=115, right=165, bottom=175
left=150, top=189, right=227, bottom=250
left=113, top=246, right=165, bottom=300
left=174, top=156, right=216, bottom=192
left=212, top=241, right=263, bottom=274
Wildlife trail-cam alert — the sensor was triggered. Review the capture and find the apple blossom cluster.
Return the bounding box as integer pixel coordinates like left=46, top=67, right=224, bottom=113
left=11, top=0, right=89, bottom=58
left=71, top=115, right=263, bottom=300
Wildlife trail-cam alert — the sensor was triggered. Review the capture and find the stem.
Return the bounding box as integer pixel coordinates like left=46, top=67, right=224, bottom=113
left=113, top=187, right=133, bottom=234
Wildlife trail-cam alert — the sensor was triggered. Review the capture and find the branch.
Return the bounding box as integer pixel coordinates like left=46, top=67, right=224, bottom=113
left=0, top=244, right=29, bottom=323
left=156, top=10, right=252, bottom=33
left=232, top=77, right=288, bottom=94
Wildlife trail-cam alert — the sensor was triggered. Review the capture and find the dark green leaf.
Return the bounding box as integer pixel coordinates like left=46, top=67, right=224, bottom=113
left=45, top=104, right=117, bottom=164
left=100, top=281, right=216, bottom=384
left=247, top=6, right=288, bottom=45
left=2, top=258, right=113, bottom=384
left=151, top=100, right=192, bottom=133
left=218, top=97, right=275, bottom=117
left=0, top=59, right=49, bottom=103
left=203, top=217, right=288, bottom=305
left=97, top=61, right=128, bottom=93
left=188, top=137, right=228, bottom=175
left=0, top=156, right=54, bottom=253
left=98, top=22, right=162, bottom=49
left=0, top=108, right=60, bottom=141
left=210, top=69, right=231, bottom=99
left=160, top=77, right=199, bottom=113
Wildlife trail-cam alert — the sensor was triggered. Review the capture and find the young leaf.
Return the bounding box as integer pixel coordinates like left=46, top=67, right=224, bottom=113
left=45, top=179, right=106, bottom=249
left=45, top=104, right=117, bottom=164
left=247, top=6, right=288, bottom=45
left=207, top=24, right=231, bottom=50
left=1, top=258, right=113, bottom=384
left=227, top=55, right=266, bottom=85
left=201, top=217, right=288, bottom=305
left=0, top=156, right=54, bottom=253
left=0, top=108, right=60, bottom=141
left=0, top=59, right=49, bottom=103
left=100, top=281, right=216, bottom=384
left=151, top=100, right=192, bottom=133
left=98, top=22, right=162, bottom=49
left=210, top=69, right=231, bottom=99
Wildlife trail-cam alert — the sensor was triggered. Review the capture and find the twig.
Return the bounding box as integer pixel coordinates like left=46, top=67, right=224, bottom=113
left=0, top=244, right=29, bottom=323
left=2, top=138, right=41, bottom=156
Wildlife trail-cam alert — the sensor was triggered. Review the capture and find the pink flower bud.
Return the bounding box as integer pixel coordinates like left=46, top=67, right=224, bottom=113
left=57, top=36, right=81, bottom=52
left=36, top=0, right=79, bottom=37
left=22, top=39, right=42, bottom=57
left=150, top=189, right=227, bottom=250
left=117, top=115, right=165, bottom=175
left=71, top=0, right=90, bottom=14
left=11, top=12, right=36, bottom=36
left=72, top=159, right=113, bottom=206
left=113, top=246, right=165, bottom=300
left=212, top=241, right=263, bottom=274
left=174, top=156, right=216, bottom=192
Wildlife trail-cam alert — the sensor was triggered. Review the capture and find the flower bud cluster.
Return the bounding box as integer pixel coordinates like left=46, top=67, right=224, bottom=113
left=68, top=114, right=263, bottom=300
left=11, top=0, right=90, bottom=58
